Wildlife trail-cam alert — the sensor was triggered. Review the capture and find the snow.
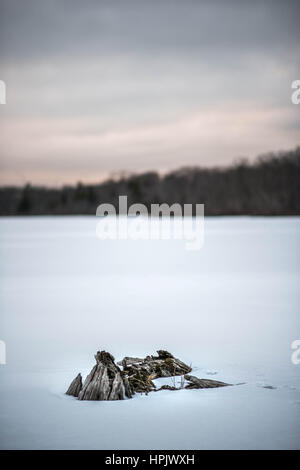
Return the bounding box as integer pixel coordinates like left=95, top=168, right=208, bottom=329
left=0, top=215, right=299, bottom=449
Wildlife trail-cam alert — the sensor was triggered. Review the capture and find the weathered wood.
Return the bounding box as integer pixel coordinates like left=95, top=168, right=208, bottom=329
left=184, top=374, right=231, bottom=389
left=66, top=373, right=82, bottom=397
left=155, top=350, right=174, bottom=359
left=156, top=385, right=178, bottom=391
left=66, top=351, right=133, bottom=401
left=78, top=351, right=134, bottom=401
left=66, top=350, right=233, bottom=401
left=121, top=350, right=192, bottom=393
left=117, top=357, right=145, bottom=368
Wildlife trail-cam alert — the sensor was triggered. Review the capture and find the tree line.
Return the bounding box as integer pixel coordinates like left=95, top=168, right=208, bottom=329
left=0, top=147, right=299, bottom=216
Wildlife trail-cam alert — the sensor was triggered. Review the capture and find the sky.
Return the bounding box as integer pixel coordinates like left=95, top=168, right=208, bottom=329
left=0, top=0, right=299, bottom=186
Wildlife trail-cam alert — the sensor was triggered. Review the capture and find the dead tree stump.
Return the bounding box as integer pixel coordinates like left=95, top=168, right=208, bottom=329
left=66, top=351, right=133, bottom=401
left=66, top=350, right=232, bottom=401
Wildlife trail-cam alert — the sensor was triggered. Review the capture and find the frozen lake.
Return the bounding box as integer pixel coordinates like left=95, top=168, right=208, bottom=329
left=0, top=216, right=299, bottom=449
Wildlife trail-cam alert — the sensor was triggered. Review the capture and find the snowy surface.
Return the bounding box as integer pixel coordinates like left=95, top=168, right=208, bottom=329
left=0, top=216, right=299, bottom=449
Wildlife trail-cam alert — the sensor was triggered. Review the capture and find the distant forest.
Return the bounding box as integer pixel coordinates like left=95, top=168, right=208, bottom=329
left=0, top=147, right=300, bottom=216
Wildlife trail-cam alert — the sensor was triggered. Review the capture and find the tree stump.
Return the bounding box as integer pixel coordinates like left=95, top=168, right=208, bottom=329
left=65, top=350, right=232, bottom=401
left=66, top=351, right=133, bottom=401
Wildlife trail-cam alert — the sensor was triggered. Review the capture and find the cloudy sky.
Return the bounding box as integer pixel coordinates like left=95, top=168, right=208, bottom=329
left=0, top=0, right=299, bottom=186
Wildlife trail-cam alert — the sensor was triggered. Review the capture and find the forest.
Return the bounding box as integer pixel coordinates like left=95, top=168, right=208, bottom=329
left=0, top=147, right=299, bottom=216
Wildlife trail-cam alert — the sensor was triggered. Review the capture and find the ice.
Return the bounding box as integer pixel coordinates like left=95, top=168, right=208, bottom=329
left=0, top=216, right=299, bottom=449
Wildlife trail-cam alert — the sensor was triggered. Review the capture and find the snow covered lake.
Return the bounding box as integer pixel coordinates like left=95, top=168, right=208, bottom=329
left=0, top=216, right=299, bottom=449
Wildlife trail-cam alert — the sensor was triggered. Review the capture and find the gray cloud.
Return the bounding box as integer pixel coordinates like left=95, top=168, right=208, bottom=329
left=0, top=0, right=299, bottom=185
left=1, top=0, right=300, bottom=60
left=1, top=0, right=299, bottom=111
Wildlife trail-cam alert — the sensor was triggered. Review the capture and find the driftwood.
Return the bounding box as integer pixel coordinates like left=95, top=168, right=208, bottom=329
left=121, top=350, right=192, bottom=393
left=117, top=357, right=145, bottom=368
left=66, top=349, right=231, bottom=401
left=156, top=385, right=178, bottom=391
left=184, top=374, right=231, bottom=389
left=73, top=351, right=133, bottom=401
left=156, top=375, right=231, bottom=392
left=66, top=373, right=82, bottom=397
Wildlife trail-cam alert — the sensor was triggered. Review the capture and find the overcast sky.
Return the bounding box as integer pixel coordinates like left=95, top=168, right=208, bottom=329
left=0, top=0, right=299, bottom=186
